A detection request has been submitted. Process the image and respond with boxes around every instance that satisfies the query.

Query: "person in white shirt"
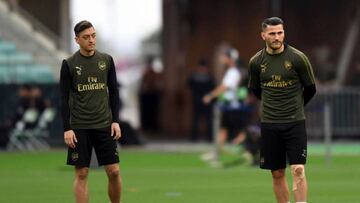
[203,47,248,161]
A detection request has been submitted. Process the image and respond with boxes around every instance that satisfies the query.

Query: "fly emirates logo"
[263,75,293,88]
[77,77,106,92]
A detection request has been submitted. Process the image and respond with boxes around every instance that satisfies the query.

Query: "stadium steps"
[0,40,55,83]
[0,0,69,80]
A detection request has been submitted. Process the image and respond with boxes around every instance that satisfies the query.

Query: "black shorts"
[260,120,307,170]
[67,127,119,167]
[221,111,248,135]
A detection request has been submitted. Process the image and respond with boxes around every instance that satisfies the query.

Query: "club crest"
[284,60,292,70]
[71,152,79,161]
[98,61,106,71]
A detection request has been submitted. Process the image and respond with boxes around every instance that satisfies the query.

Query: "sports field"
[0,144,359,203]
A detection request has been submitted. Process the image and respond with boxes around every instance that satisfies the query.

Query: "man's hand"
[203,94,212,104]
[111,122,121,140]
[64,130,77,149]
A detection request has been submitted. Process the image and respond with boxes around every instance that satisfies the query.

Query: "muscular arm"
[107,57,120,123]
[60,60,72,131]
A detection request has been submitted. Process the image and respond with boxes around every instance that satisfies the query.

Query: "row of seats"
[0,52,33,64]
[0,41,16,53]
[0,65,54,83]
[0,40,55,83]
[0,40,33,64]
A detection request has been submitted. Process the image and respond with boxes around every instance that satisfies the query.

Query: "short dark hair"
[262,17,284,30]
[74,20,93,36]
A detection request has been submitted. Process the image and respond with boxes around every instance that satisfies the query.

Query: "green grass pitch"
[0,144,359,203]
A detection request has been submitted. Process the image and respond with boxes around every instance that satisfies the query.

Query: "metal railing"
[305,87,360,138]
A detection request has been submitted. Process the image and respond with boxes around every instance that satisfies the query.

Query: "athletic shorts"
[221,111,248,135]
[260,120,307,170]
[66,127,119,167]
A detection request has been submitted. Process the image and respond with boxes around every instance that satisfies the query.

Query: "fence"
[305,87,360,139]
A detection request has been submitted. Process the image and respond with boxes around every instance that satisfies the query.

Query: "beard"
[268,40,283,51]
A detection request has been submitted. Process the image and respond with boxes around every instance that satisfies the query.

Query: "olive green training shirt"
[248,44,315,123]
[60,50,120,131]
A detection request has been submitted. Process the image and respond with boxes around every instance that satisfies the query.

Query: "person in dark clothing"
[248,17,316,203]
[139,57,163,133]
[60,20,122,203]
[188,59,215,142]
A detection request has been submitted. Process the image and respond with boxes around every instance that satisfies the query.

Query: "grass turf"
[0,145,359,203]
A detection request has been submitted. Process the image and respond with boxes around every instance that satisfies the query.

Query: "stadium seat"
[0,54,8,64]
[8,52,33,64]
[0,40,55,84]
[7,108,39,151]
[0,52,33,65]
[7,107,55,151]
[31,65,54,82]
[0,41,16,53]
[0,65,10,83]
[11,64,55,83]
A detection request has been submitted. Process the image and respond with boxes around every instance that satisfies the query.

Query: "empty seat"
[12,64,54,83]
[0,52,33,65]
[0,54,8,64]
[8,52,33,64]
[0,65,10,83]
[31,65,55,83]
[0,41,16,53]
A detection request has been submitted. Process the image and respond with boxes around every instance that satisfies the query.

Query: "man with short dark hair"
[248,17,316,203]
[60,20,122,203]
